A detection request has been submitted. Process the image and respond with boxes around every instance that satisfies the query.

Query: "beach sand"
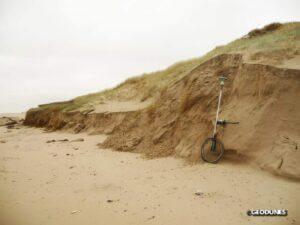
[0,122,299,225]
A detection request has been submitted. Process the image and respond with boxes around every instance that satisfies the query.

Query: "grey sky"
[1,0,299,113]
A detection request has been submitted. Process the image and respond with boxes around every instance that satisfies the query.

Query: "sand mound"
[246,23,283,38]
[0,116,23,126]
[25,54,300,180]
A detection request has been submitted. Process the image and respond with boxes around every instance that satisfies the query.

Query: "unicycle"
[201,76,239,163]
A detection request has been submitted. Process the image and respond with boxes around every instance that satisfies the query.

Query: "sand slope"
[25,54,300,180]
[0,125,299,225]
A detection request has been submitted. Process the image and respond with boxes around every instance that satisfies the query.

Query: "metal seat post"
[212,76,227,138]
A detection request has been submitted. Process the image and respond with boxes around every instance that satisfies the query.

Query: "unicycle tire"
[201,137,224,163]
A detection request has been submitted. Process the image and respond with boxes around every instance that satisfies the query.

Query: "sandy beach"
[1,1,300,224]
[0,122,299,225]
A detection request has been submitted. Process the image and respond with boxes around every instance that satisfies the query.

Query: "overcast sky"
[0,0,299,113]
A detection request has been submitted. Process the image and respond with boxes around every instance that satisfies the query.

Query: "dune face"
[24,53,300,180]
[23,22,300,180]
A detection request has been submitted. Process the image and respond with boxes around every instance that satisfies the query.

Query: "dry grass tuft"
[248,23,283,38]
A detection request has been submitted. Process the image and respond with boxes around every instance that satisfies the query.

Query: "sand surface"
[0,124,299,225]
[91,100,152,113]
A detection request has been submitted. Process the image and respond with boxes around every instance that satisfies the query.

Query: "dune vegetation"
[37,22,300,112]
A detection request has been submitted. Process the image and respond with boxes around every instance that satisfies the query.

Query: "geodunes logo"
[247,209,288,216]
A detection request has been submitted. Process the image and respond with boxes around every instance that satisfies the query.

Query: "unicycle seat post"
[212,76,227,138]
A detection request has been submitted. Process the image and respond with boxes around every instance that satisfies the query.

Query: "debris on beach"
[71,210,80,214]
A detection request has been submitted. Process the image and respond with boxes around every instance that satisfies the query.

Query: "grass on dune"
[40,22,300,112]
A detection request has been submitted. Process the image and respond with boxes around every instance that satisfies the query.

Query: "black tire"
[201,137,224,163]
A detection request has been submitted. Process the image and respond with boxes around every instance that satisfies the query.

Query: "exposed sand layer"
[0,125,299,225]
[91,100,152,113]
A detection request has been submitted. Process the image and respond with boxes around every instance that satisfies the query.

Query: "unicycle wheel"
[201,137,224,163]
